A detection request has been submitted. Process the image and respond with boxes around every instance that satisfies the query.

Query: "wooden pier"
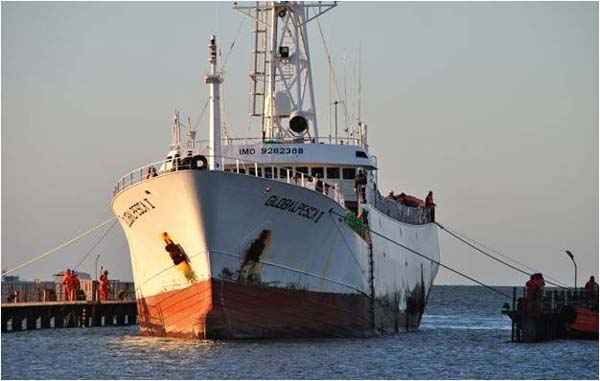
[1,300,137,333]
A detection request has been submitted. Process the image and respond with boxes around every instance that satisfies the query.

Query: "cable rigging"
[3,217,117,276]
[436,222,568,289]
[74,219,119,271]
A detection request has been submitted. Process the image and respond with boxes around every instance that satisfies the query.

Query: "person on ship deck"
[425,191,436,221]
[354,169,367,203]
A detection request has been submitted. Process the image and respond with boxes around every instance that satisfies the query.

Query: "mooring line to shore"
[435,222,568,289]
[74,219,119,270]
[3,217,117,276]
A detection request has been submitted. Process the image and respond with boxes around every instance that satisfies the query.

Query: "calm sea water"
[2,286,598,379]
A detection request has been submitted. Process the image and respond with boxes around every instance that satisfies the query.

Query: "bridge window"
[311,167,324,178]
[295,167,308,175]
[265,167,273,179]
[355,151,368,158]
[280,167,292,178]
[326,167,340,179]
[342,168,356,180]
[249,167,262,177]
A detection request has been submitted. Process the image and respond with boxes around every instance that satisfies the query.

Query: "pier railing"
[113,155,345,206]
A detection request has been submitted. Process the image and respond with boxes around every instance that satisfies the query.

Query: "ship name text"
[121,198,156,227]
[264,195,324,223]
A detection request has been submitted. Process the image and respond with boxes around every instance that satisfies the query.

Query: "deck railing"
[113,155,345,206]
[193,136,363,147]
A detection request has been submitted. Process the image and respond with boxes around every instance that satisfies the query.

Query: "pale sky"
[2,1,598,287]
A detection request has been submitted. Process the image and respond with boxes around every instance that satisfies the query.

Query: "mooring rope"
[3,217,117,276]
[328,209,512,300]
[74,219,119,270]
[435,222,568,289]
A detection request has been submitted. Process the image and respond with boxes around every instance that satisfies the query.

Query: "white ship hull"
[112,169,439,338]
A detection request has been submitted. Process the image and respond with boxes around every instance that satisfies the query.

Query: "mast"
[234,1,337,141]
[171,110,182,150]
[205,35,224,170]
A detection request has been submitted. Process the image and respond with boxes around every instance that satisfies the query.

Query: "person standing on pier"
[62,269,72,301]
[99,270,111,301]
[584,276,598,309]
[72,271,80,300]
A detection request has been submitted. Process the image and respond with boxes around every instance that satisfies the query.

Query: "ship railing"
[113,155,346,206]
[372,191,434,225]
[193,136,363,147]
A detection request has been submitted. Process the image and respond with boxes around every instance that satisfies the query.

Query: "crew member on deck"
[315,175,324,193]
[425,191,435,221]
[397,193,407,205]
[355,169,367,203]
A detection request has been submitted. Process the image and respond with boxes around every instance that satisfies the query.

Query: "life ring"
[194,155,208,170]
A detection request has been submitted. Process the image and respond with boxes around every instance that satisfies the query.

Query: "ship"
[111,2,440,339]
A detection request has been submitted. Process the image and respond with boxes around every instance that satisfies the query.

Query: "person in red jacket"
[525,274,541,317]
[62,269,72,301]
[99,270,111,301]
[71,271,80,301]
[425,191,436,221]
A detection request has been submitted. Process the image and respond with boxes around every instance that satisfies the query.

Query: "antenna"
[358,42,362,126]
[187,116,196,150]
[171,110,182,149]
[205,35,224,170]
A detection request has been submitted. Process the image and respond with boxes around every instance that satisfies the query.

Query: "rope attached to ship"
[435,222,568,289]
[74,219,119,270]
[3,217,118,276]
[328,209,513,300]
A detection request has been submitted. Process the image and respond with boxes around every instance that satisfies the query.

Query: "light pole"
[95,254,101,281]
[565,250,577,290]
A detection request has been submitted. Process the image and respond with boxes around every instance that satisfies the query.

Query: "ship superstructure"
[112,2,440,338]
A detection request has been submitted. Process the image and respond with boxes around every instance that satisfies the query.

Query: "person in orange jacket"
[71,271,80,301]
[99,270,111,301]
[62,269,72,301]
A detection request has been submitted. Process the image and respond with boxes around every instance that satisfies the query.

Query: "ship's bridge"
[196,139,377,208]
[218,141,375,169]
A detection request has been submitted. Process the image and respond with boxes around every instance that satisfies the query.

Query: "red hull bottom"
[136,279,418,339]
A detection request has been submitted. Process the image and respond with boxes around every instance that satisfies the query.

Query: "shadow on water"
[2,286,598,380]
